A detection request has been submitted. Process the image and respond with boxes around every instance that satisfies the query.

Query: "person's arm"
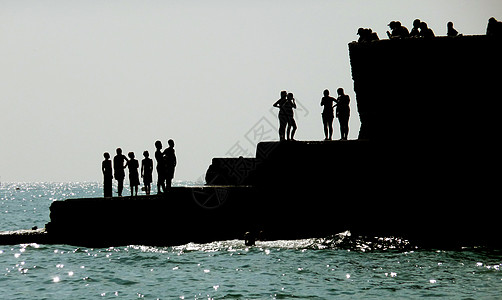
[141,161,144,178]
[292,99,296,109]
[273,99,281,108]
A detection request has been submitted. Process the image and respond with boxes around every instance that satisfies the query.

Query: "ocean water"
[1,182,502,299]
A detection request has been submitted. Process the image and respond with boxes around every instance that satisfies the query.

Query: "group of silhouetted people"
[358,17,502,43]
[102,139,176,197]
[272,88,350,141]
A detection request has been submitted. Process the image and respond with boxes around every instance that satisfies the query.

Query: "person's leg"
[118,179,123,196]
[328,119,333,140]
[290,119,297,140]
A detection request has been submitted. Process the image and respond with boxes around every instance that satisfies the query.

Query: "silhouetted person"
[357,28,379,42]
[284,93,297,141]
[155,140,166,194]
[244,232,255,246]
[126,152,139,196]
[113,148,128,197]
[320,89,336,140]
[447,21,460,37]
[164,139,177,189]
[419,22,435,38]
[487,17,502,37]
[386,21,410,39]
[336,88,350,140]
[141,150,153,196]
[273,91,288,141]
[410,19,421,37]
[102,152,113,197]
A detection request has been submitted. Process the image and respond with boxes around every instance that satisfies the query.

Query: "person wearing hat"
[386,21,410,39]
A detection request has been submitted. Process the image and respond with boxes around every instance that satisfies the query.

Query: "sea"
[1,182,501,299]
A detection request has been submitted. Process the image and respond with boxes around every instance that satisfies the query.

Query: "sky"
[1,0,501,183]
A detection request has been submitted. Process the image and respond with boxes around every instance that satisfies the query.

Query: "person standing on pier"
[164,139,177,189]
[113,148,128,197]
[336,88,350,140]
[320,89,336,140]
[126,152,140,197]
[284,93,297,141]
[273,91,288,141]
[155,140,166,194]
[102,152,113,197]
[141,150,153,195]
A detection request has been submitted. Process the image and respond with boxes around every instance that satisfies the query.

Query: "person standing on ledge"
[155,140,166,194]
[284,93,297,141]
[164,139,177,189]
[141,150,153,196]
[273,91,288,141]
[336,88,350,140]
[126,152,140,197]
[320,89,336,140]
[102,152,113,197]
[113,148,128,197]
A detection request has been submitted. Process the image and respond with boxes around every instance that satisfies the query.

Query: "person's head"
[323,89,330,97]
[103,152,110,160]
[128,152,135,159]
[287,93,293,100]
[420,22,428,30]
[280,91,287,99]
[337,88,344,96]
[447,21,454,29]
[155,140,162,150]
[116,148,122,155]
[143,150,149,158]
[413,19,421,28]
[489,17,497,25]
[388,21,397,29]
[168,139,175,148]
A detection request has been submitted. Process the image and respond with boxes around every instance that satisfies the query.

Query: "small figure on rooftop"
[102,152,113,197]
[320,89,336,140]
[447,21,460,37]
[410,19,421,37]
[155,140,166,194]
[357,28,379,42]
[335,88,350,140]
[113,148,128,197]
[273,91,288,141]
[164,139,177,189]
[386,21,410,39]
[285,93,297,141]
[127,152,140,197]
[419,22,435,38]
[141,150,153,196]
[487,17,502,37]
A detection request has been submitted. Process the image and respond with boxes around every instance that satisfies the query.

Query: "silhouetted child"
[141,150,153,195]
[321,89,337,140]
[419,22,435,38]
[447,21,459,37]
[487,17,502,37]
[127,152,140,196]
[163,139,177,189]
[336,88,350,140]
[273,91,288,141]
[155,140,166,194]
[284,93,297,141]
[410,19,421,37]
[386,21,410,39]
[113,148,128,197]
[102,152,113,197]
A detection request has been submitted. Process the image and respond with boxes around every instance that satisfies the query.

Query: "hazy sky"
[1,0,501,182]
